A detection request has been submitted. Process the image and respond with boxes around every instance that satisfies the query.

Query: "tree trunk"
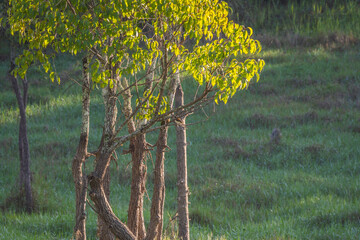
[96,76,118,240]
[128,134,147,239]
[175,84,190,240]
[97,168,114,240]
[145,123,168,240]
[88,169,136,240]
[146,50,179,240]
[72,56,91,240]
[118,76,147,239]
[9,43,33,214]
[127,57,156,238]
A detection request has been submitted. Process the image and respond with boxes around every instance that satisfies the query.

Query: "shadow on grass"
[304,210,360,228]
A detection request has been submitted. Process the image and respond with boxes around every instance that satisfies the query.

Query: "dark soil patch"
[351,126,360,134]
[33,141,68,158]
[248,83,278,96]
[239,111,320,129]
[1,187,37,213]
[284,77,320,88]
[305,210,360,228]
[0,54,8,62]
[189,209,214,227]
[208,137,252,159]
[257,32,359,49]
[0,137,13,151]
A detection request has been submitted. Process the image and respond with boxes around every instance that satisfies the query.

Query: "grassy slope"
[1,46,359,239]
[1,1,360,239]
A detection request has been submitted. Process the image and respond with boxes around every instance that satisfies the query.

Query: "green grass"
[1,1,360,239]
[229,0,360,38]
[2,45,359,239]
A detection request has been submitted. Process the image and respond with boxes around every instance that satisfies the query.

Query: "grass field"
[1,1,360,239]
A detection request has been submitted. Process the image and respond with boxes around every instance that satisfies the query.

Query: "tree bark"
[97,167,114,240]
[119,76,147,239]
[128,134,147,239]
[96,81,118,240]
[175,84,190,240]
[9,43,33,214]
[146,49,179,240]
[126,56,157,238]
[88,171,136,240]
[145,123,168,240]
[72,56,91,240]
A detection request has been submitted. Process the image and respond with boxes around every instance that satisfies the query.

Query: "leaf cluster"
[7,0,265,106]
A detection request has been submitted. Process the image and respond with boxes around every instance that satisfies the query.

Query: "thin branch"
[66,0,77,15]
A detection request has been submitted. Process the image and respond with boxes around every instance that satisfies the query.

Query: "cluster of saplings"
[3,0,264,239]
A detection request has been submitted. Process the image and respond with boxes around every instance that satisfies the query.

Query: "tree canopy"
[8,0,264,105]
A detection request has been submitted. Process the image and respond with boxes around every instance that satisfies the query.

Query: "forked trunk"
[72,56,91,239]
[175,84,190,240]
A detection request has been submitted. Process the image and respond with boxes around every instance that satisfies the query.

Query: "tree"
[8,43,34,213]
[175,82,189,240]
[1,0,34,214]
[8,0,264,239]
[72,55,91,239]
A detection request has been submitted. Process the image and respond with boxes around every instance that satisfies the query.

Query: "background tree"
[8,0,264,239]
[1,0,33,214]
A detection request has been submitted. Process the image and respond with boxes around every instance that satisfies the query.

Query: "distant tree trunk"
[175,84,190,240]
[9,43,33,214]
[72,55,91,240]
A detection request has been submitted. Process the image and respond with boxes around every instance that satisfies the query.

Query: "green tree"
[1,0,34,214]
[8,0,264,239]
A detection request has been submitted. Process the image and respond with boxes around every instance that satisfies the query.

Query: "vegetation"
[1,0,360,239]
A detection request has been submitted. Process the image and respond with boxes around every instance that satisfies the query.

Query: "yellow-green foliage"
[8,0,264,107]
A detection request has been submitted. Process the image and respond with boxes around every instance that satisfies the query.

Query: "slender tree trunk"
[72,56,91,240]
[127,57,156,239]
[97,79,118,240]
[9,43,33,214]
[145,123,168,240]
[128,134,147,239]
[146,48,179,239]
[175,84,190,240]
[118,76,147,239]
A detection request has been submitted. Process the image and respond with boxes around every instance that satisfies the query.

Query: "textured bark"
[95,82,118,240]
[145,123,168,240]
[88,173,136,240]
[72,56,90,240]
[97,168,115,240]
[125,58,157,239]
[9,44,33,213]
[146,46,179,239]
[119,77,147,239]
[127,134,147,239]
[175,84,189,240]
